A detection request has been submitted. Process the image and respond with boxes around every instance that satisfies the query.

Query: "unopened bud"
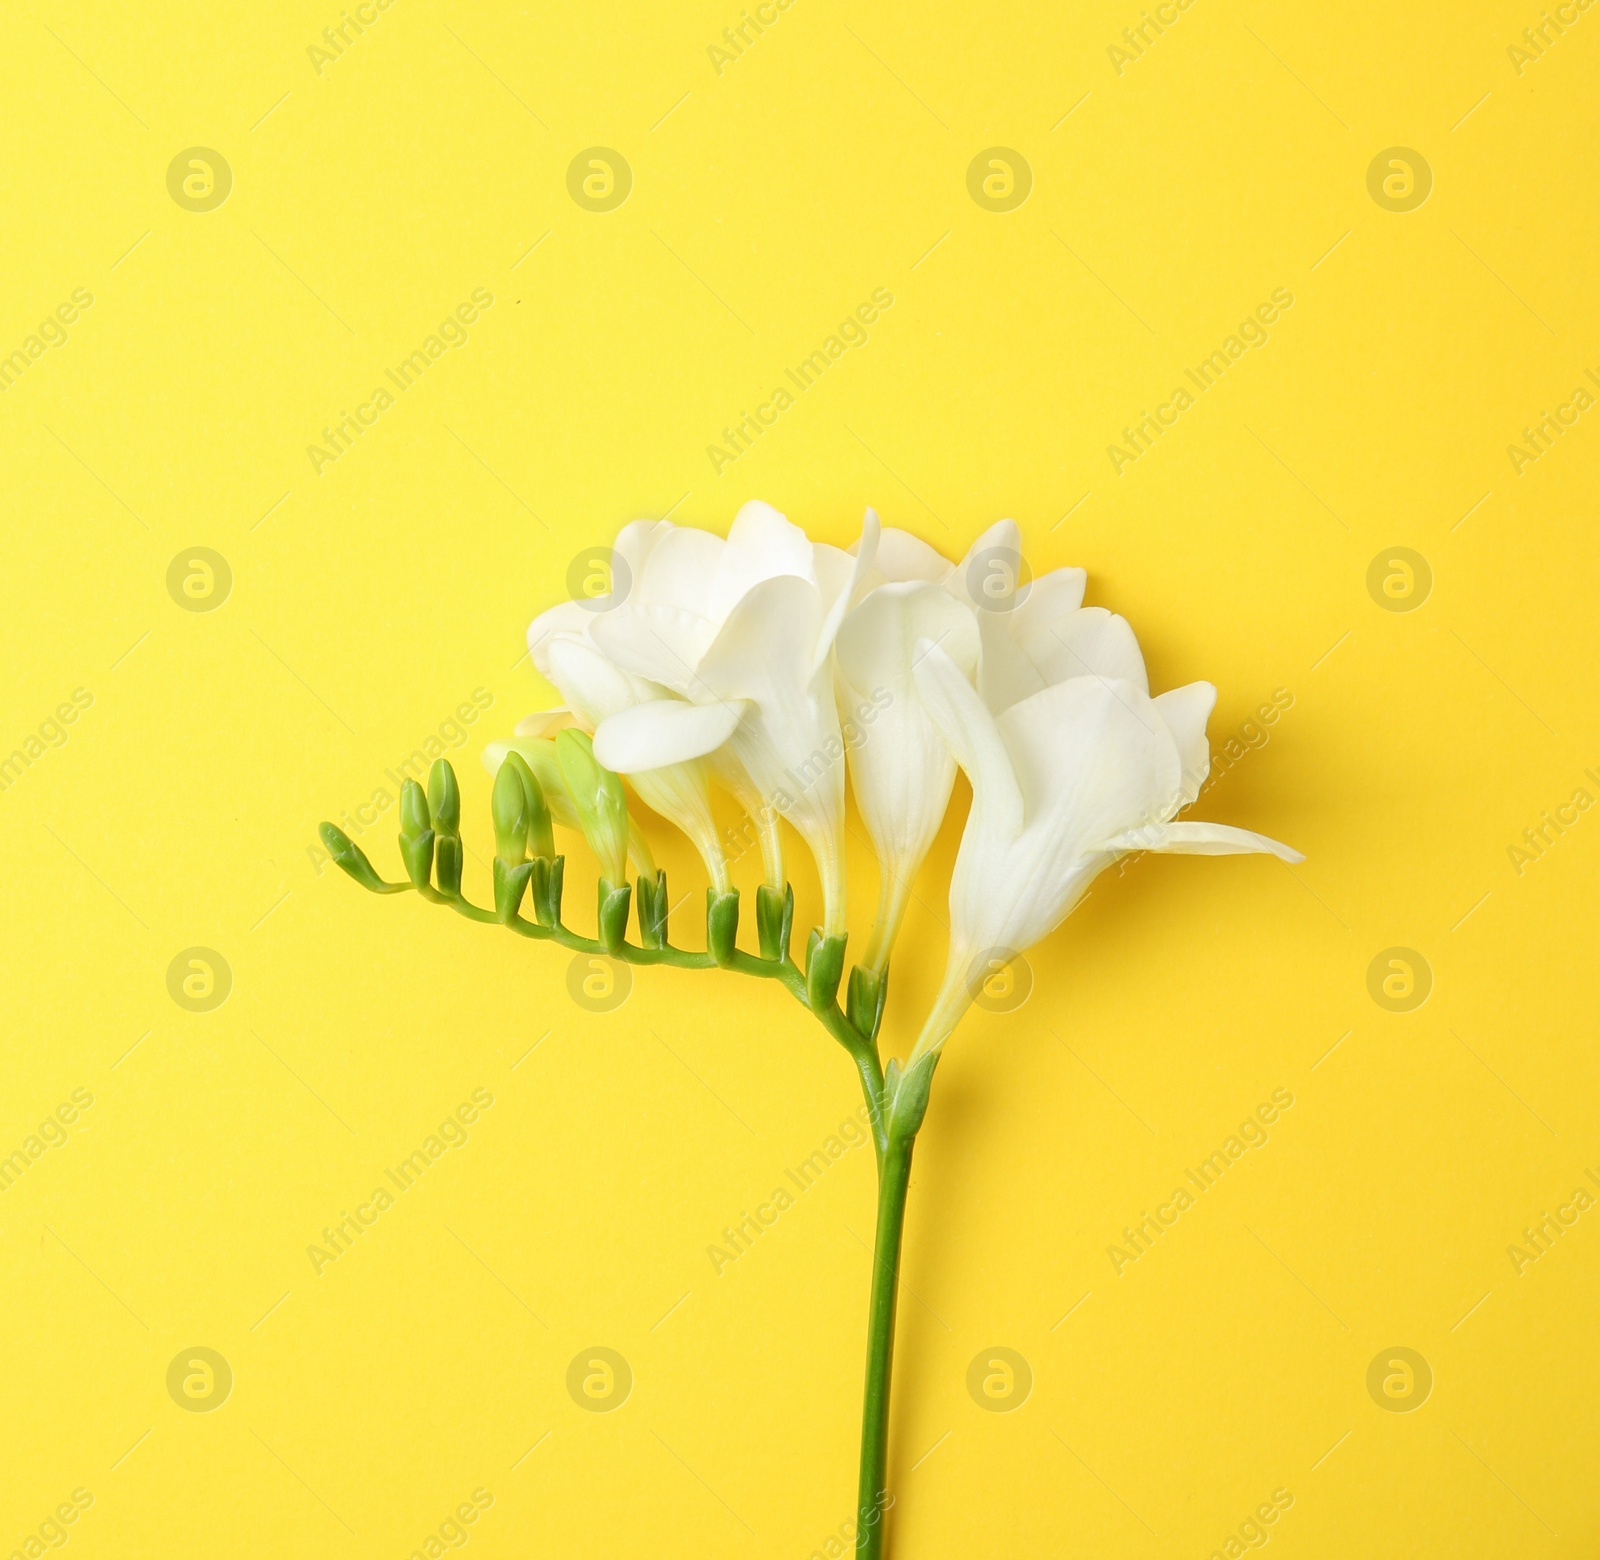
[428,759,461,836]
[319,823,404,893]
[556,729,628,886]
[492,758,530,863]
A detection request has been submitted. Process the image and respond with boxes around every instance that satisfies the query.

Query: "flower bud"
[506,750,554,861]
[556,729,628,886]
[492,857,535,922]
[847,965,887,1040]
[597,879,632,954]
[707,887,740,967]
[492,757,530,863]
[428,759,461,836]
[398,780,434,889]
[756,883,793,962]
[636,870,668,949]
[805,930,847,1012]
[886,1052,939,1142]
[319,822,404,894]
[400,779,430,841]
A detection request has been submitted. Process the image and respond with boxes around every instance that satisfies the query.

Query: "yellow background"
[2,0,1596,1555]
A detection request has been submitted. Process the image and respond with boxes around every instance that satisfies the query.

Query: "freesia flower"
[587,500,879,934]
[907,617,1300,1062]
[324,502,1308,1560]
[835,549,979,971]
[523,585,730,892]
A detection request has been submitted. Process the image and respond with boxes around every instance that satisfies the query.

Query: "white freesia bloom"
[522,589,729,891]
[835,536,980,970]
[907,604,1301,1061]
[586,501,879,934]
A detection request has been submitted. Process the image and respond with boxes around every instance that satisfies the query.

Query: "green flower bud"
[708,887,740,967]
[399,779,430,841]
[483,739,576,831]
[555,729,628,886]
[319,822,406,894]
[637,870,668,949]
[434,834,463,896]
[506,750,554,860]
[806,930,847,1012]
[756,883,793,962]
[492,857,535,922]
[886,1051,938,1143]
[428,759,461,836]
[597,879,632,955]
[492,757,530,863]
[847,964,887,1041]
[398,780,434,888]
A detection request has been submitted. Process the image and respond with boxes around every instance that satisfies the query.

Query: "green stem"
[856,1132,914,1558]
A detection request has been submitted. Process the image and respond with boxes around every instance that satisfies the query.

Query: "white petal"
[515,708,576,737]
[1095,820,1303,862]
[546,638,641,728]
[975,609,1048,715]
[1008,565,1088,672]
[697,573,821,702]
[634,525,726,621]
[1031,607,1149,694]
[995,676,1177,841]
[714,500,815,619]
[949,519,1023,612]
[593,698,745,771]
[870,526,953,584]
[813,506,881,675]
[1152,681,1216,807]
[589,604,716,693]
[912,641,1024,838]
[837,584,977,872]
[526,600,593,677]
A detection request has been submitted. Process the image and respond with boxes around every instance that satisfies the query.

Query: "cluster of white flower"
[492,501,1299,1061]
